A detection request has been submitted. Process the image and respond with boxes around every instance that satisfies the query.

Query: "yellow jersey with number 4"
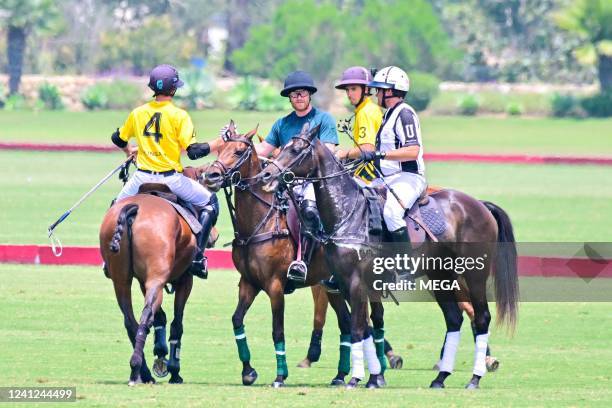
[119,100,196,172]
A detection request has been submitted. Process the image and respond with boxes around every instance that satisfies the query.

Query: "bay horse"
[260,124,518,389]
[202,123,365,388]
[99,180,206,385]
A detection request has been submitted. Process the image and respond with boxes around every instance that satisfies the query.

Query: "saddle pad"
[419,197,446,237]
[167,201,202,235]
[138,189,202,235]
[362,187,383,235]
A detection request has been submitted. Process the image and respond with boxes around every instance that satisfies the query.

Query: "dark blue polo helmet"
[148,64,184,95]
[280,70,317,97]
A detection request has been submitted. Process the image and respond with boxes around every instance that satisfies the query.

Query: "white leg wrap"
[350,341,365,380]
[438,331,461,373]
[473,333,489,376]
[363,336,381,375]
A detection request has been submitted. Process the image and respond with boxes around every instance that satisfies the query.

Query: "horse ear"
[228,120,236,134]
[257,134,264,143]
[300,122,310,135]
[245,124,259,140]
[307,124,321,140]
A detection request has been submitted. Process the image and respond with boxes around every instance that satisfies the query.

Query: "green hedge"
[81,80,143,110]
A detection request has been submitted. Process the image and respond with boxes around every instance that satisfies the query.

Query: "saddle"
[137,183,203,235]
[363,185,447,249]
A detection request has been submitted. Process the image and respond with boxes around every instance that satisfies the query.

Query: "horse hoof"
[389,355,403,369]
[271,381,285,388]
[296,358,311,368]
[486,357,500,372]
[345,377,360,389]
[330,378,345,387]
[366,375,381,389]
[153,358,169,378]
[465,382,479,390]
[376,374,387,387]
[430,381,445,389]
[242,369,258,386]
[169,375,183,384]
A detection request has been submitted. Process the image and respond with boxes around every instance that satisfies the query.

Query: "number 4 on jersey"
[144,112,163,143]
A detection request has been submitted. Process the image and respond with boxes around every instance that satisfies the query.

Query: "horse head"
[260,123,321,193]
[203,121,259,192]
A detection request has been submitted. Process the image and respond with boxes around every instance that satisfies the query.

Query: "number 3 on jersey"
[144,112,163,143]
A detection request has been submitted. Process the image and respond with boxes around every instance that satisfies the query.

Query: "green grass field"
[1,113,611,406]
[1,150,611,245]
[1,264,611,407]
[2,110,612,156]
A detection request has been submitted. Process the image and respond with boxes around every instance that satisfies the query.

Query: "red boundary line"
[1,245,611,278]
[2,142,612,166]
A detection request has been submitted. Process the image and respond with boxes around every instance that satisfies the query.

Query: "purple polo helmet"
[335,66,372,90]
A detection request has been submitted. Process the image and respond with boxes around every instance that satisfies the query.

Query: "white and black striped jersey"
[375,102,425,176]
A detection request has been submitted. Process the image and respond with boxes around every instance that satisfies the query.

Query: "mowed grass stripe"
[1,150,610,245]
[1,111,612,156]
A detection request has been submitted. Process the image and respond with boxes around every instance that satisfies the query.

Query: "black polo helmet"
[280,70,317,97]
[148,64,184,96]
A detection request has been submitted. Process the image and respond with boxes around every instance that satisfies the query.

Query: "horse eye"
[234,150,245,156]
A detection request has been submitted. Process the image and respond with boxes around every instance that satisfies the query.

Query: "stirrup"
[287,260,307,283]
[320,277,340,294]
[189,255,208,279]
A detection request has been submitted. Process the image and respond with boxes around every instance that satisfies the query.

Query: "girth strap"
[233,229,290,247]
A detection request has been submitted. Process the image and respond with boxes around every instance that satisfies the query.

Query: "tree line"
[1,0,610,96]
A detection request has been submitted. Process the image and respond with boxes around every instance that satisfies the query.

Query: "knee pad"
[300,200,320,231]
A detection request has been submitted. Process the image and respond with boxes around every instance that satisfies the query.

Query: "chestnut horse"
[202,124,361,388]
[100,191,198,385]
[260,124,518,389]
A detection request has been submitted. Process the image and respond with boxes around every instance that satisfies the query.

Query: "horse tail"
[481,200,519,332]
[109,204,139,253]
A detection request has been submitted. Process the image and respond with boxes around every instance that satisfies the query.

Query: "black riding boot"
[190,196,219,279]
[287,200,320,283]
[389,226,411,282]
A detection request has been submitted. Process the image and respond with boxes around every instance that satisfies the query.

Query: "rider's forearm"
[383,146,420,161]
[347,143,374,159]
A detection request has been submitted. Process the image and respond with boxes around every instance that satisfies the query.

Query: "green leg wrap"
[234,325,251,362]
[373,328,387,373]
[338,334,351,375]
[274,342,288,378]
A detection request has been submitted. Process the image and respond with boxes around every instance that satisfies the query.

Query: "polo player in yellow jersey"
[319,66,382,294]
[111,64,223,278]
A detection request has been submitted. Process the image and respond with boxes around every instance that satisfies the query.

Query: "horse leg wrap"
[153,326,168,358]
[472,322,491,357]
[338,334,351,375]
[274,341,288,378]
[473,333,489,376]
[363,335,381,375]
[306,329,323,362]
[234,325,251,362]
[168,339,181,373]
[350,341,365,380]
[373,328,387,373]
[438,331,460,373]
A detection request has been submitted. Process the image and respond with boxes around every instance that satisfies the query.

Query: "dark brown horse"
[260,124,518,389]
[202,124,359,388]
[100,192,197,385]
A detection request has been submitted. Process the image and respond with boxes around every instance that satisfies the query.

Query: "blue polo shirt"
[265,107,339,147]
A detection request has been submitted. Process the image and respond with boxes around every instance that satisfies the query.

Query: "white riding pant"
[116,170,212,209]
[373,172,426,232]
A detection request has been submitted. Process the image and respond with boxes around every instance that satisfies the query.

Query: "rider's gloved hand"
[360,150,385,162]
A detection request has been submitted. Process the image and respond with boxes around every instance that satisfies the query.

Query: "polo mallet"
[47,155,134,256]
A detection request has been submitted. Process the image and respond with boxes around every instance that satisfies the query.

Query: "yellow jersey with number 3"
[353,97,382,182]
[119,100,196,172]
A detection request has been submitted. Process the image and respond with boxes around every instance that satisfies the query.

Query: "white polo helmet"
[368,66,410,92]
